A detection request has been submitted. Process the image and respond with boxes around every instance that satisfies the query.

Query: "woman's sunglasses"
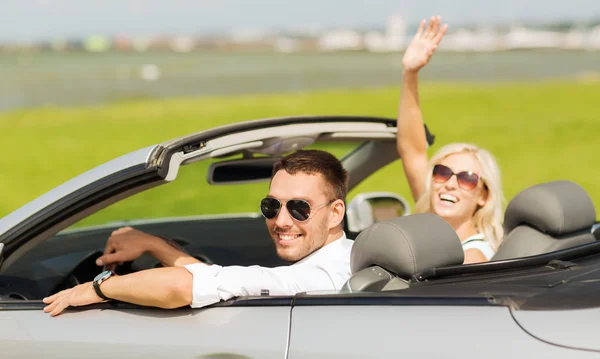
[260,197,333,222]
[432,164,481,191]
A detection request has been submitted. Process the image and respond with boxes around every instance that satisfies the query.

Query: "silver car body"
[1,116,600,358]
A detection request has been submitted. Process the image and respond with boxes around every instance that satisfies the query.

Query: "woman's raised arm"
[396,16,448,202]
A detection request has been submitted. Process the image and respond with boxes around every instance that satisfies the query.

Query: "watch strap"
[93,277,111,301]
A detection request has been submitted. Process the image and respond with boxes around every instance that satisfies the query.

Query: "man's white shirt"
[184,233,353,308]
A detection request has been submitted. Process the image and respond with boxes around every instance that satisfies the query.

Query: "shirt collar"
[294,231,348,265]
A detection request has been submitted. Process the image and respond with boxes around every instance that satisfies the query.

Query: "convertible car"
[1,116,600,358]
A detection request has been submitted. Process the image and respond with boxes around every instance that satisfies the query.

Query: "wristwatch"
[92,270,114,301]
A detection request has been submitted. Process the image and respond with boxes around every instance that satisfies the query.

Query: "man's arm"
[101,267,193,308]
[44,250,345,316]
[184,262,340,308]
[43,267,196,316]
[146,238,202,267]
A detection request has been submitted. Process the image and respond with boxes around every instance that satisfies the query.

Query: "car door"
[1,298,291,359]
[286,295,598,359]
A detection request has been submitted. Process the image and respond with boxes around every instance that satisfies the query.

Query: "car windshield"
[65,141,407,230]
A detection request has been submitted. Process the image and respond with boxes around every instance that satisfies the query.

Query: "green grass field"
[1,80,599,226]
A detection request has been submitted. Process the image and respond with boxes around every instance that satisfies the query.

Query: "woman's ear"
[477,187,489,207]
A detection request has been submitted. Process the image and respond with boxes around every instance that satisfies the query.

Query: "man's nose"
[275,204,294,228]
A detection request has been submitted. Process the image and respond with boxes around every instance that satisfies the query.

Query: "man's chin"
[276,247,302,263]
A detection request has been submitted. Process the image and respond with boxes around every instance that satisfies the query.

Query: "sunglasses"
[432,164,481,191]
[260,197,333,222]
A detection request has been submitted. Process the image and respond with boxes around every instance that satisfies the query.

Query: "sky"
[1,0,599,41]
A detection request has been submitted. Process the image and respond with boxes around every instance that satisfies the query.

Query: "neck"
[324,226,344,246]
[444,217,478,242]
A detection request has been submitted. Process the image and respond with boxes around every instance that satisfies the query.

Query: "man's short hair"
[272,149,349,202]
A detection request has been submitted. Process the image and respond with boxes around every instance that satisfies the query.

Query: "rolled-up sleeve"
[183,263,225,308]
[183,262,336,308]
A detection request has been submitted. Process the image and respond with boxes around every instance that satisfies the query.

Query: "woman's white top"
[461,233,495,260]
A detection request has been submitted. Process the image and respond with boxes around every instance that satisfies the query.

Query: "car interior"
[1,118,410,301]
[492,180,597,260]
[3,170,596,302]
[340,179,600,293]
[0,117,599,303]
[342,213,465,292]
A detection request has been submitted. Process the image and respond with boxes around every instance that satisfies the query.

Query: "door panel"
[288,306,596,358]
[1,305,290,359]
[511,307,600,352]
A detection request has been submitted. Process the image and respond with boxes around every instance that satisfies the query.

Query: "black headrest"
[350,213,464,278]
[504,181,596,236]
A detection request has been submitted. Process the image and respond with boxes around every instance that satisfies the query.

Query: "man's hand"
[42,282,104,316]
[43,268,193,316]
[402,16,448,73]
[96,227,160,270]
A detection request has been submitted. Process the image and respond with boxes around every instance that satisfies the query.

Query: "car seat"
[341,213,464,292]
[492,180,596,261]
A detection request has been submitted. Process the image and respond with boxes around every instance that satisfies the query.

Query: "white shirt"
[184,232,353,308]
[461,233,495,260]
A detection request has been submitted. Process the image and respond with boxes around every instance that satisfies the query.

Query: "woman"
[396,16,504,264]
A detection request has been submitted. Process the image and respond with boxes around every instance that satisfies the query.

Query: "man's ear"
[329,199,345,229]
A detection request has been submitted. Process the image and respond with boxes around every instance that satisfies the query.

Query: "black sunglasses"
[432,164,481,191]
[260,197,333,222]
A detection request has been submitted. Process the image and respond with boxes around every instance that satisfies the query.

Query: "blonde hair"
[415,143,505,250]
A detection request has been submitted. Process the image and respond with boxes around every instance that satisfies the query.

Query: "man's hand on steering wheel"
[95,227,161,271]
[96,226,202,270]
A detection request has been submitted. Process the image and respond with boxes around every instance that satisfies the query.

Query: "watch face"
[94,270,113,283]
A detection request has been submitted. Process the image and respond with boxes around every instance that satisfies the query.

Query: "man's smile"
[276,232,303,245]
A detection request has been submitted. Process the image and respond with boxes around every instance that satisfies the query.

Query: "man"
[43,149,353,316]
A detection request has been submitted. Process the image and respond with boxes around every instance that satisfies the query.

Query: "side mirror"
[346,192,411,232]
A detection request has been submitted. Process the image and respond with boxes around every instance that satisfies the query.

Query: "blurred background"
[1,0,599,225]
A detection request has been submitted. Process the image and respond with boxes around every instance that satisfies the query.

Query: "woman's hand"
[402,16,448,73]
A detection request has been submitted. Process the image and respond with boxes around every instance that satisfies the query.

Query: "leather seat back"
[493,181,596,261]
[343,213,464,292]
